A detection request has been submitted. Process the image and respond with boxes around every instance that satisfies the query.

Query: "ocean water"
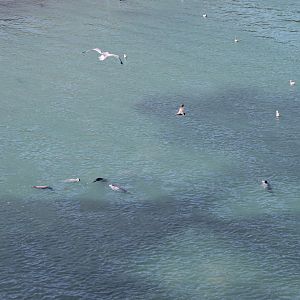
[0,0,300,299]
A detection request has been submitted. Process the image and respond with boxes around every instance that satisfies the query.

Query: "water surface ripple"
[0,0,300,299]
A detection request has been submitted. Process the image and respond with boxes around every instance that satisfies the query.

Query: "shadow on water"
[135,88,300,179]
[78,193,299,299]
[79,193,300,266]
[1,88,300,298]
[1,192,299,299]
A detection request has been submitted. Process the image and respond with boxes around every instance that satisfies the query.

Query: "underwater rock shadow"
[77,192,300,274]
[1,191,299,299]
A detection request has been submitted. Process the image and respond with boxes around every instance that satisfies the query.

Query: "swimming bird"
[261,180,272,191]
[109,183,128,193]
[64,178,80,183]
[276,110,280,118]
[234,37,239,43]
[289,80,296,86]
[83,48,124,64]
[176,104,186,116]
[32,185,53,190]
[203,14,207,18]
[93,177,107,183]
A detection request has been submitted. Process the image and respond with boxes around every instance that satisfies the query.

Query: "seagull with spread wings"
[82,48,126,65]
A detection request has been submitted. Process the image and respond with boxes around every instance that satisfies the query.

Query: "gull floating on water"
[203,14,207,18]
[234,37,239,43]
[109,183,128,193]
[276,110,280,118]
[32,185,53,190]
[82,48,125,64]
[93,177,107,183]
[289,80,296,86]
[64,178,80,183]
[261,180,272,191]
[176,104,186,116]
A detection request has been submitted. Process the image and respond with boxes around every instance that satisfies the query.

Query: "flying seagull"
[82,48,125,64]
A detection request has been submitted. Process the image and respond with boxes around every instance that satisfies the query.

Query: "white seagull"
[203,14,207,18]
[32,185,53,190]
[83,48,124,64]
[109,183,128,193]
[275,110,280,118]
[64,178,80,183]
[261,180,272,191]
[289,80,296,86]
[234,37,239,43]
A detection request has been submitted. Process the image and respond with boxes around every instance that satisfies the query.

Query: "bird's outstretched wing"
[109,53,123,64]
[102,53,123,64]
[82,47,102,54]
[92,48,102,54]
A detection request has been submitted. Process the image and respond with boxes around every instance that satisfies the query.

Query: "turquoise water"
[1,0,300,299]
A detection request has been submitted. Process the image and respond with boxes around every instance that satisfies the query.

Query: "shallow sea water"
[0,0,300,299]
